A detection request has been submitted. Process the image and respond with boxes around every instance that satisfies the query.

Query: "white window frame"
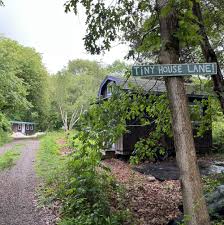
[18,124,22,131]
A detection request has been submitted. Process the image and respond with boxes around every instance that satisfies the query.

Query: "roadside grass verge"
[36,132,132,225]
[0,144,22,170]
[0,130,12,147]
[35,132,67,204]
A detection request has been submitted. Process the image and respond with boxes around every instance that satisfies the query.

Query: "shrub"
[0,113,11,146]
[212,119,224,153]
[58,141,131,225]
[37,132,131,225]
[0,130,11,146]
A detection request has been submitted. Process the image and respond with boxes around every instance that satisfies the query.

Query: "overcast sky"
[0,0,128,73]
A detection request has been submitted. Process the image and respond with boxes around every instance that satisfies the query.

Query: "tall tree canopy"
[49,59,110,130]
[64,0,224,61]
[64,0,224,111]
[0,37,50,129]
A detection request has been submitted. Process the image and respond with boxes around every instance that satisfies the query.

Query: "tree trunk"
[156,1,210,224]
[59,105,68,131]
[192,0,224,111]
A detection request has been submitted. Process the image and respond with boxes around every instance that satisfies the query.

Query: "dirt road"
[0,139,52,225]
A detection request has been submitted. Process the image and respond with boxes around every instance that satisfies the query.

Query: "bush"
[0,130,11,146]
[36,132,131,225]
[0,113,11,146]
[212,119,224,153]
[203,174,224,194]
[58,147,130,225]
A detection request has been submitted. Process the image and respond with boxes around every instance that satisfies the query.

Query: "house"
[11,121,36,135]
[98,75,212,156]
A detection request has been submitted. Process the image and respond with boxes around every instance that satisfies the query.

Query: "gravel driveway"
[0,139,52,225]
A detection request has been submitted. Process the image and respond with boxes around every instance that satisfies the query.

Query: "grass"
[35,132,68,204]
[35,132,66,182]
[0,144,22,170]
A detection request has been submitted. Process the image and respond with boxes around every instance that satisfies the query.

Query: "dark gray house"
[11,121,36,135]
[98,75,212,156]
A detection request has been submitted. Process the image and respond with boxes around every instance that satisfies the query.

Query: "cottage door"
[21,124,25,134]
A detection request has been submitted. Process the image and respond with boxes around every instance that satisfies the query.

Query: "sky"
[0,0,128,73]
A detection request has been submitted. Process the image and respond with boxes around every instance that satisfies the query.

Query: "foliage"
[202,174,224,225]
[0,113,11,132]
[0,113,12,146]
[36,132,131,224]
[48,59,128,130]
[213,119,224,152]
[59,146,130,225]
[76,80,212,162]
[130,94,172,164]
[0,37,50,130]
[202,174,224,194]
[63,0,224,65]
[0,145,22,170]
[48,59,106,130]
[106,60,129,76]
[0,72,30,115]
[211,100,224,152]
[0,131,11,147]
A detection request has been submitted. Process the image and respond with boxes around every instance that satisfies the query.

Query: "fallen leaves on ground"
[103,159,182,225]
[57,138,73,155]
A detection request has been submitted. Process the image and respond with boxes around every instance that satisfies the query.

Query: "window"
[107,82,115,97]
[26,124,29,130]
[18,124,22,131]
[30,125,33,130]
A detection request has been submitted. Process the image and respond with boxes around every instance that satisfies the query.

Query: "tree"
[157,0,210,224]
[106,60,128,76]
[50,71,82,131]
[0,38,31,117]
[0,37,50,129]
[64,0,224,112]
[191,0,224,111]
[0,72,30,115]
[49,59,106,131]
[64,0,212,223]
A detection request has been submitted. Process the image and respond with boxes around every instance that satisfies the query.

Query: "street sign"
[132,63,217,77]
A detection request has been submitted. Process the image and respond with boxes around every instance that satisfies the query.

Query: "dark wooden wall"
[118,95,212,155]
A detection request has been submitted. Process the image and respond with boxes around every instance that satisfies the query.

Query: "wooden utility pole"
[156,1,210,224]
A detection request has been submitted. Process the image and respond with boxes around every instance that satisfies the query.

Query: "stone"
[168,186,224,225]
[147,176,156,182]
[206,185,224,218]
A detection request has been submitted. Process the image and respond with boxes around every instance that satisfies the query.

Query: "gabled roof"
[10,121,36,125]
[98,75,208,98]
